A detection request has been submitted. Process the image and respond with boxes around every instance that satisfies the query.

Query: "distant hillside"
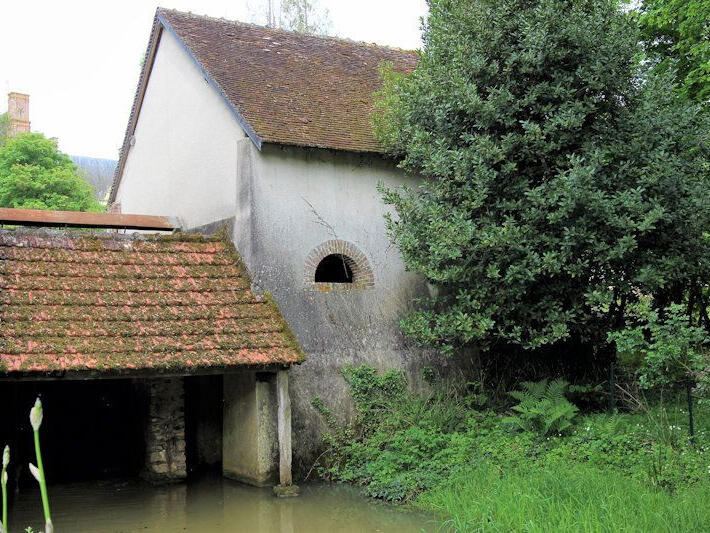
[70,155,116,203]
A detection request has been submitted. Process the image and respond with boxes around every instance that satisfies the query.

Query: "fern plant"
[504,379,579,436]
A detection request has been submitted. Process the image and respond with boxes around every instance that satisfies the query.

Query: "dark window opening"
[315,254,353,283]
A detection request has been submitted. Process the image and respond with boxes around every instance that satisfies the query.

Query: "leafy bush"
[504,379,579,436]
[610,303,710,392]
[313,365,484,501]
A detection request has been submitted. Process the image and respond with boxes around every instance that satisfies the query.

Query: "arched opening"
[315,254,353,283]
[304,240,374,290]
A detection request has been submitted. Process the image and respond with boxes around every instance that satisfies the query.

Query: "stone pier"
[142,378,187,483]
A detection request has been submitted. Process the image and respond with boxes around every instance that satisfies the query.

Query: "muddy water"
[10,475,435,532]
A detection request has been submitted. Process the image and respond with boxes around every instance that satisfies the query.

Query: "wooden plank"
[276,369,293,486]
[0,364,284,382]
[0,208,177,231]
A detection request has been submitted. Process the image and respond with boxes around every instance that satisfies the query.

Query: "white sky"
[1,0,427,159]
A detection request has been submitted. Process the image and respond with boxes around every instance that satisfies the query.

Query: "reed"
[29,398,52,533]
[1,445,8,533]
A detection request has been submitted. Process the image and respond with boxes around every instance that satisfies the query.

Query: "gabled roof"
[0,229,304,376]
[110,8,418,202]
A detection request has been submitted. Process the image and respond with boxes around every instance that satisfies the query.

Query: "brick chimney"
[7,92,30,136]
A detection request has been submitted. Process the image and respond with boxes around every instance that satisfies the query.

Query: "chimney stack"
[7,92,30,136]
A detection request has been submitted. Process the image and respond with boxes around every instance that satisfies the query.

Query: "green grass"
[314,367,710,531]
[418,461,710,532]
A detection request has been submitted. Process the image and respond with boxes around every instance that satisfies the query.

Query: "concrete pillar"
[142,378,187,483]
[222,372,278,486]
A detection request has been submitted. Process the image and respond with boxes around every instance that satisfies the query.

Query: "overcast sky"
[1,0,427,160]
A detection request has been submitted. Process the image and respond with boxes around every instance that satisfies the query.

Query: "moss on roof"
[0,229,304,375]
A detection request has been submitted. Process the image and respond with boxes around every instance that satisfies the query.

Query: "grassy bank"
[419,462,710,532]
[313,366,710,532]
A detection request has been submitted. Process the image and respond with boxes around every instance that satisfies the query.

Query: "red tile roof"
[159,8,418,152]
[0,230,304,375]
[110,8,418,202]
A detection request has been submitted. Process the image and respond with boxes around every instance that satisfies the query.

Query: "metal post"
[687,382,695,445]
[609,361,616,414]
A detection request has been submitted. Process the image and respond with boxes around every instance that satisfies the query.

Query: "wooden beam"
[0,208,178,231]
[276,369,293,486]
[0,364,285,382]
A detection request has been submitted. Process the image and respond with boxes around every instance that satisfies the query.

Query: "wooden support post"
[274,369,299,497]
[277,369,292,486]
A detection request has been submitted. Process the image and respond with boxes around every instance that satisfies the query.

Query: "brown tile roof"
[110,8,418,202]
[0,230,304,375]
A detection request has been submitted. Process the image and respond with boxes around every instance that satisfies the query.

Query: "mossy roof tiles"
[0,230,304,375]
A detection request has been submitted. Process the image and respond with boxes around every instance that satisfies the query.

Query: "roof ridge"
[156,7,419,55]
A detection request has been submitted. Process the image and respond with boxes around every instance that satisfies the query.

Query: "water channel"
[10,474,436,532]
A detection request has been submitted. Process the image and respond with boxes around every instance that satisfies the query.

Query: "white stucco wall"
[246,143,422,316]
[114,29,246,228]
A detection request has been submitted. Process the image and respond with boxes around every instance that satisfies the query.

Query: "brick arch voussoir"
[304,240,374,290]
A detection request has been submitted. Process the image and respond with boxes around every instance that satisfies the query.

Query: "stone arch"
[304,240,374,291]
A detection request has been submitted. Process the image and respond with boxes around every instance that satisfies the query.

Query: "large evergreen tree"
[377,0,710,356]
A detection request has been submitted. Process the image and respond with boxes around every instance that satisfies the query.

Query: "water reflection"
[11,474,434,532]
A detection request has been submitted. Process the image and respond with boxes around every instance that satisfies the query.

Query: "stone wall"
[142,378,187,483]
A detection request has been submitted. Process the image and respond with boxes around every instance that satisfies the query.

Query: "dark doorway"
[315,254,353,283]
[0,380,144,489]
[184,375,223,476]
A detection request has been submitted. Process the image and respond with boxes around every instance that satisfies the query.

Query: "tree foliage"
[636,0,710,102]
[249,0,332,35]
[0,133,103,211]
[0,114,9,147]
[376,0,710,356]
[610,302,710,392]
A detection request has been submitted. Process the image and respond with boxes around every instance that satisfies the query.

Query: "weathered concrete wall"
[223,372,279,486]
[232,143,455,474]
[114,29,245,228]
[141,378,187,483]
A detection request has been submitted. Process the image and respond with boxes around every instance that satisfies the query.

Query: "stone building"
[5,92,30,136]
[110,8,451,473]
[0,209,302,487]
